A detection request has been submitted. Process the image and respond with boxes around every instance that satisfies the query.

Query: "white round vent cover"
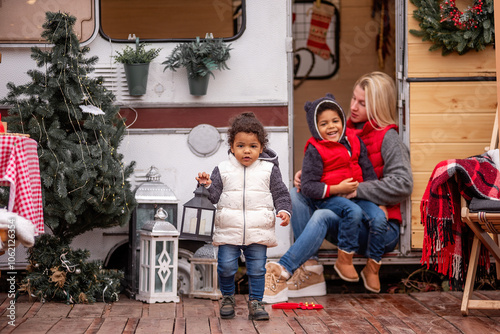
[187,124,222,157]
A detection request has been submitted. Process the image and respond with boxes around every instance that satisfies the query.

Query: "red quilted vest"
[305,128,363,188]
[346,120,402,223]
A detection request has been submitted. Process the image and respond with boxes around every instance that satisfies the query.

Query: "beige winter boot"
[334,249,359,282]
[287,260,326,298]
[360,259,382,293]
[262,262,289,303]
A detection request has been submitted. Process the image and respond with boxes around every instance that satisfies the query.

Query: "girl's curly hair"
[227,112,268,149]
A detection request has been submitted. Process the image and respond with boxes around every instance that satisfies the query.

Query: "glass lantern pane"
[166,241,173,256]
[156,240,173,266]
[143,240,150,265]
[141,267,149,292]
[136,204,155,231]
[156,241,162,266]
[155,268,162,293]
[200,210,214,236]
[206,265,214,290]
[195,263,214,291]
[155,267,173,293]
[183,208,199,234]
[159,204,178,228]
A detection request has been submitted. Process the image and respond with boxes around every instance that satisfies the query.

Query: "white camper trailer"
[1,0,497,294]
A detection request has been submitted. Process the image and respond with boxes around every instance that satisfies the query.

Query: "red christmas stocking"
[306,2,335,60]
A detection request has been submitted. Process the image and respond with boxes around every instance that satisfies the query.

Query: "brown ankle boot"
[334,249,359,282]
[360,259,381,293]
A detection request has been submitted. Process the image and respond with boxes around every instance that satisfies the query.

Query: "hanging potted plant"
[114,39,162,96]
[162,35,231,96]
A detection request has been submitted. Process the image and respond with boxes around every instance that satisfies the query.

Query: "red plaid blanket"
[0,135,44,235]
[420,154,500,289]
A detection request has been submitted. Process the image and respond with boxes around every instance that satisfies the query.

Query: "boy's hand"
[195,172,212,186]
[331,178,358,195]
[277,212,290,226]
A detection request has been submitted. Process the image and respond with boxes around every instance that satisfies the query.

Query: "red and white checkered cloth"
[0,135,44,235]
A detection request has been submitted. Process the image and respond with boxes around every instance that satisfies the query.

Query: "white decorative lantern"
[137,208,179,303]
[128,166,178,298]
[189,243,221,300]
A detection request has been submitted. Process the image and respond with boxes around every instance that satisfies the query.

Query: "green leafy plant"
[114,42,162,64]
[162,37,231,78]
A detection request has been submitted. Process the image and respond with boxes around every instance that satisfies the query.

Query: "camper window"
[100,0,245,42]
[0,0,245,45]
[0,0,95,44]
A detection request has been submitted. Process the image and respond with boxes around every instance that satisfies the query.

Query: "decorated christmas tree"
[1,11,136,241]
[1,11,136,303]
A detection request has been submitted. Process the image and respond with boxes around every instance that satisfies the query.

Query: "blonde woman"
[263,72,412,303]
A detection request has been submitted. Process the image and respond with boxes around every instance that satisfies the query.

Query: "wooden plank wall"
[407,1,497,249]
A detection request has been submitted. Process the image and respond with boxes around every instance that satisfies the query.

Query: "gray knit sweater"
[355,129,413,206]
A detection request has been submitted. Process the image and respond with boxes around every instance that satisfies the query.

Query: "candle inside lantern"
[189,217,197,233]
[199,218,206,235]
[188,217,206,234]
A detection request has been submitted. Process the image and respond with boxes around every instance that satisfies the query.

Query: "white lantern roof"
[141,208,180,236]
[141,220,179,236]
[135,166,178,203]
[193,243,217,259]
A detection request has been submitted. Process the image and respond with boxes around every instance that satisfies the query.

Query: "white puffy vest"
[212,154,277,247]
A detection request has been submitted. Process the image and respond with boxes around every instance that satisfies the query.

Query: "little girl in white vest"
[196,112,292,321]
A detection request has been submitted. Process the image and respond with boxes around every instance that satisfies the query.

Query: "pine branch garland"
[409,0,494,55]
[20,235,123,304]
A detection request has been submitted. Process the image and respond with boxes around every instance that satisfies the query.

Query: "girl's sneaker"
[220,295,235,319]
[248,300,269,321]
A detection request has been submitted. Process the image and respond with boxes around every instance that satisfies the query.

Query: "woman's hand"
[277,212,290,226]
[379,205,388,220]
[294,170,302,192]
[195,172,212,186]
[343,190,357,199]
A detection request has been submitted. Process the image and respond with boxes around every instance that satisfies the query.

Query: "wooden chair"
[460,108,500,315]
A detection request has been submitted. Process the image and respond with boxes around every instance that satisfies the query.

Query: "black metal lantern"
[180,184,216,242]
[127,166,178,298]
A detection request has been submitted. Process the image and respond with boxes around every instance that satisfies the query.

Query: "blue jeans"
[289,188,316,239]
[279,189,399,274]
[217,243,267,301]
[354,198,388,261]
[323,197,388,260]
[315,196,376,253]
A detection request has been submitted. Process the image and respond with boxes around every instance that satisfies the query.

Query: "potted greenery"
[114,39,161,96]
[162,36,231,96]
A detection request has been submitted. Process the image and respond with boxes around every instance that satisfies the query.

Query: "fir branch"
[409,0,495,55]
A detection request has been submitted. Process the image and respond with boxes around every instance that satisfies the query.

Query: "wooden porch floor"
[0,291,500,333]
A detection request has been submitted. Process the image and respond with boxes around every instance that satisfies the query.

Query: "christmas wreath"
[409,0,494,55]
